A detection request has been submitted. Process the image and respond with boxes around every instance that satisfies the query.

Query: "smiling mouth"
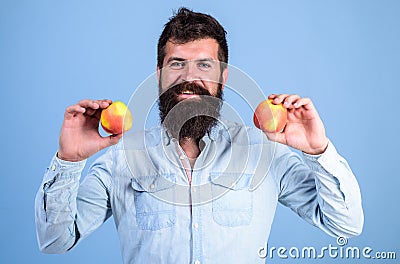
[178,90,200,99]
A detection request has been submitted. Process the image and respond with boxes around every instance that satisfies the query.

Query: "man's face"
[157,38,228,95]
[157,38,228,140]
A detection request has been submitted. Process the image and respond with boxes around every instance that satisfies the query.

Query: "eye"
[169,61,185,70]
[198,62,212,69]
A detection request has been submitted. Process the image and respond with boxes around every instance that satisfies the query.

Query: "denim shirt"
[35,121,363,263]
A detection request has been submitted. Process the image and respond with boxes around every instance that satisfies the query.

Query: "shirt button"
[193,222,199,229]
[150,184,155,189]
[192,187,197,193]
[51,164,56,171]
[194,260,200,264]
[179,155,185,160]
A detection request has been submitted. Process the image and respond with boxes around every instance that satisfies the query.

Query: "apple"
[100,101,132,134]
[253,99,287,133]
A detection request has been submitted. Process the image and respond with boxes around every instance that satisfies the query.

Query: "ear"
[220,67,229,90]
[156,66,161,81]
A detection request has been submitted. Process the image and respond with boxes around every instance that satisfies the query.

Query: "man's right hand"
[57,99,123,162]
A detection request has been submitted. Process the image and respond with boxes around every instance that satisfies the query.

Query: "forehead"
[163,38,219,64]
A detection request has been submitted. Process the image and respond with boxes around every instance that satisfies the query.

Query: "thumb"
[264,131,286,145]
[98,134,123,150]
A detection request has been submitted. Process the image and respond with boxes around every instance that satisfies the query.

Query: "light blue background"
[1,1,399,263]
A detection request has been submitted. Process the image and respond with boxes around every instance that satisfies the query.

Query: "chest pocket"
[210,172,254,227]
[131,174,176,230]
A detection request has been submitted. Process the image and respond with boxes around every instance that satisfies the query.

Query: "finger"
[103,99,113,104]
[79,99,112,108]
[65,104,86,118]
[292,97,313,109]
[78,99,101,110]
[85,107,100,116]
[94,99,112,109]
[78,99,111,117]
[272,94,290,105]
[93,99,113,119]
[282,94,301,109]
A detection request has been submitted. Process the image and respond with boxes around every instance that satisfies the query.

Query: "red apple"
[100,101,132,134]
[253,99,287,133]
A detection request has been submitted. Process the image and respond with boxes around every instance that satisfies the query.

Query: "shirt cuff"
[42,153,87,183]
[302,139,340,174]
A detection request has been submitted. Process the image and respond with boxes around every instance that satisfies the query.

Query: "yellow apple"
[100,101,132,134]
[253,99,287,133]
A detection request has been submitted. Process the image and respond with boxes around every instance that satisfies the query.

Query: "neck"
[179,137,201,160]
[179,137,201,169]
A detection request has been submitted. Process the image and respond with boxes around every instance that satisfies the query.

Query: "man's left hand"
[265,94,329,155]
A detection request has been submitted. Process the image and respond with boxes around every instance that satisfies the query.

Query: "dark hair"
[157,7,228,69]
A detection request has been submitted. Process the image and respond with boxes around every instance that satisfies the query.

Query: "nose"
[182,61,199,82]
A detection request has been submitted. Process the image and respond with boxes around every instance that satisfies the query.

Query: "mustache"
[161,82,212,97]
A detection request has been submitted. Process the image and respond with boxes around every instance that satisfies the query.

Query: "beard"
[158,82,223,141]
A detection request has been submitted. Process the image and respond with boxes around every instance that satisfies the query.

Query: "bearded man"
[35,8,363,264]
